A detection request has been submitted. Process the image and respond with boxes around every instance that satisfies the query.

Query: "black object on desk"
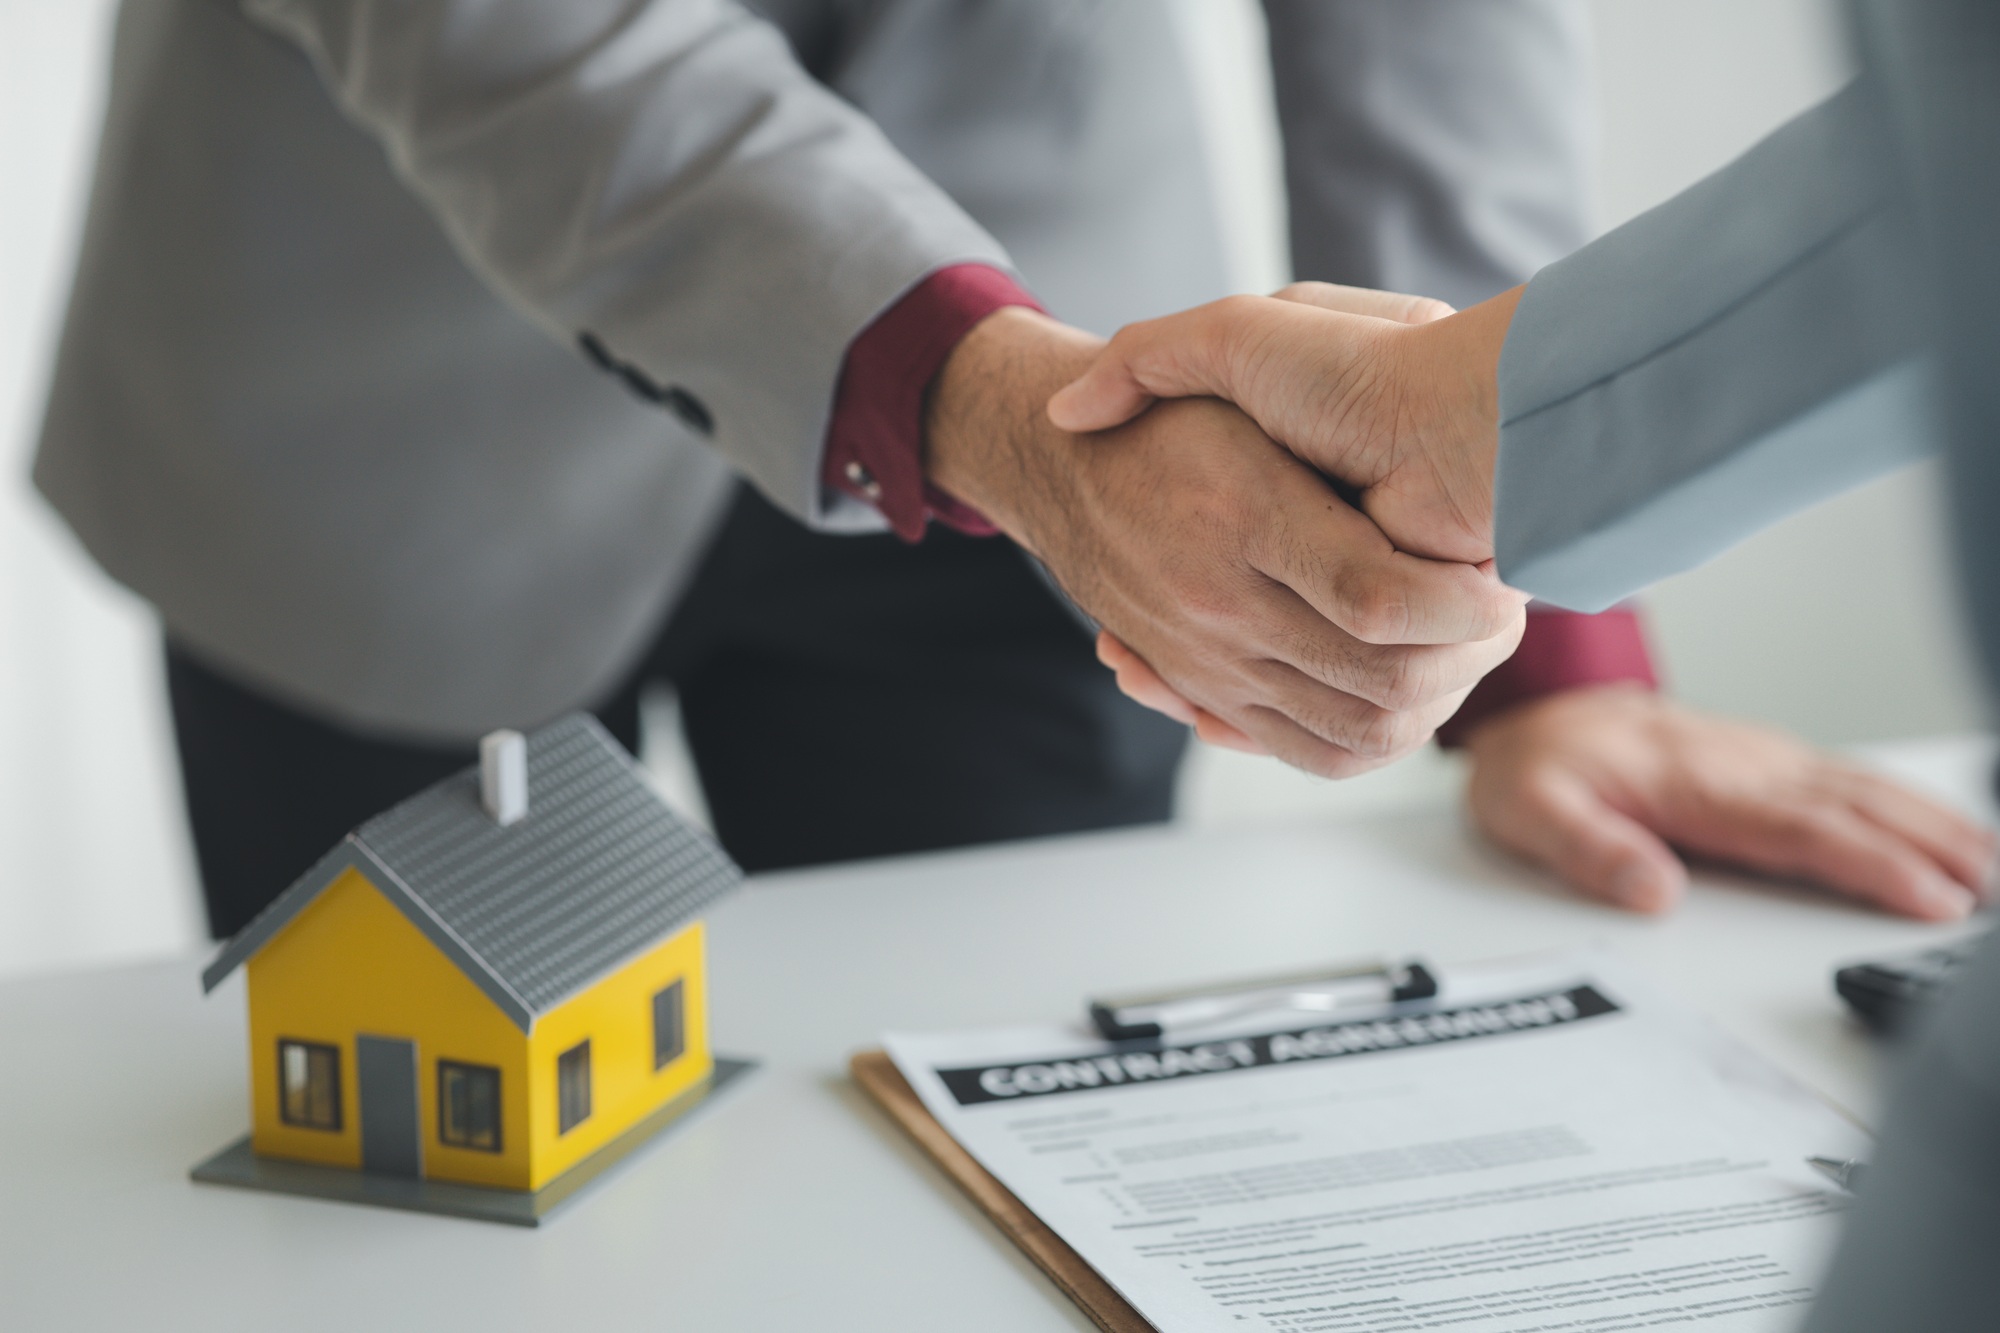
[1835,930,1989,1035]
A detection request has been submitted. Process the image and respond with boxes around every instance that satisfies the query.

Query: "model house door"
[356,1035,421,1177]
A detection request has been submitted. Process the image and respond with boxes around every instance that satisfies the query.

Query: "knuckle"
[1098,320,1149,360]
[1176,577,1252,636]
[1366,649,1438,713]
[1283,623,1359,689]
[1205,295,1264,349]
[1344,703,1423,762]
[1339,581,1413,645]
[1773,810,1853,865]
[1882,861,1931,899]
[1789,806,1848,842]
[1214,293,1264,322]
[1272,730,1380,780]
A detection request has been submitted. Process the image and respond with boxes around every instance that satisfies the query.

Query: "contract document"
[885,953,1864,1332]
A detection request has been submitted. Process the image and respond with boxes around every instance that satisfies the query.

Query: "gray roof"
[202,713,741,1029]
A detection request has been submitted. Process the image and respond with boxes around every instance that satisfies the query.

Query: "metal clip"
[1088,957,1438,1041]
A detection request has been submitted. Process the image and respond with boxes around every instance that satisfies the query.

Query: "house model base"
[191,1055,755,1227]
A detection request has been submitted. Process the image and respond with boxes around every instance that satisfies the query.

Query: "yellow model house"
[197,713,741,1220]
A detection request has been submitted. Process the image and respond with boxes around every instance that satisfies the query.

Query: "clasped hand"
[923,306,1524,778]
[1044,282,1506,753]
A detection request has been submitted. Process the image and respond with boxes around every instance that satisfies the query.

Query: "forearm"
[922,308,1103,555]
[1436,603,1657,747]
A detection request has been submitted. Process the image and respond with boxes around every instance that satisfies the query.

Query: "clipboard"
[850,1050,1156,1333]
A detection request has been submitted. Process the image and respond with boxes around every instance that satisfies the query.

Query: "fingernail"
[1608,863,1667,912]
[1914,874,1976,921]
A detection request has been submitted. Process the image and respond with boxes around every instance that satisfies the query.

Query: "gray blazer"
[35,0,1589,740]
[1492,1,2000,1324]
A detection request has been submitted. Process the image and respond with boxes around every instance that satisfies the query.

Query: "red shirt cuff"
[823,263,1044,541]
[1436,604,1660,747]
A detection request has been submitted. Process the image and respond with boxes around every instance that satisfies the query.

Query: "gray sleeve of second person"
[1261,0,1594,307]
[242,0,1012,531]
[1494,80,1937,611]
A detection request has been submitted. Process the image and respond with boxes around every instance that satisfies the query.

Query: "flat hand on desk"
[1103,647,1994,919]
[1462,685,1995,921]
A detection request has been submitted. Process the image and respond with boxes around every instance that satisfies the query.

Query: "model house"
[200,713,741,1195]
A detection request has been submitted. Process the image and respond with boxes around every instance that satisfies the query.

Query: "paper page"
[886,952,1865,1332]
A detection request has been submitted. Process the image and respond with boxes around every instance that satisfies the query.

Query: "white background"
[0,0,1981,979]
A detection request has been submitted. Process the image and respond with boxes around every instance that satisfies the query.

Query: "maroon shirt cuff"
[1436,604,1660,747]
[823,263,1045,541]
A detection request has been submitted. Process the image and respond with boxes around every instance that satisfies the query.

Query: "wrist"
[1393,285,1520,554]
[1462,680,1657,748]
[922,306,1103,545]
[824,264,1044,541]
[1438,603,1658,748]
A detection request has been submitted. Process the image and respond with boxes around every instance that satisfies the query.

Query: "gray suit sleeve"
[1494,80,1936,610]
[241,0,1013,529]
[1262,0,1594,307]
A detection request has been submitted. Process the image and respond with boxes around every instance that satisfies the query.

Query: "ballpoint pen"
[1808,1155,1867,1191]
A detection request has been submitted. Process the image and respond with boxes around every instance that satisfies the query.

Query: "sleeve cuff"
[1436,603,1660,747]
[823,263,1045,541]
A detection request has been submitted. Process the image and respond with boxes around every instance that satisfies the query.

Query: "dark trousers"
[169,485,1188,939]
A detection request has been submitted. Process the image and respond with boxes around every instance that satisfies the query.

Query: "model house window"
[557,1040,592,1134]
[437,1061,502,1152]
[277,1039,342,1131]
[653,979,686,1070]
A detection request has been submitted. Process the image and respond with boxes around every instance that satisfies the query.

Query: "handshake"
[925,281,1526,778]
[922,283,1995,923]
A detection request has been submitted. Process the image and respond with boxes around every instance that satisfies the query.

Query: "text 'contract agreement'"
[886,953,1863,1332]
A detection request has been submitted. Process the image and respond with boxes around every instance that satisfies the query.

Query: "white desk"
[2,737,1991,1331]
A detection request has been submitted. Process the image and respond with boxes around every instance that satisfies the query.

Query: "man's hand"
[925,307,1526,777]
[1046,283,1520,565]
[1462,685,1996,920]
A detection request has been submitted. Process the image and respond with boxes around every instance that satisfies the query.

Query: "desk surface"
[2,737,1991,1332]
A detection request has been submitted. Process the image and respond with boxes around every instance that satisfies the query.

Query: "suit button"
[578,330,619,373]
[660,386,714,437]
[576,331,713,437]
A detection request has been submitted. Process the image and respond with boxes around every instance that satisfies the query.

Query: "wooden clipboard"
[850,1049,1157,1333]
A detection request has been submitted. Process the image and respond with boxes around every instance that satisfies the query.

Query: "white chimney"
[480,729,528,826]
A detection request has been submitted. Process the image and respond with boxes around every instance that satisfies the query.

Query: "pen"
[1807,1156,1867,1191]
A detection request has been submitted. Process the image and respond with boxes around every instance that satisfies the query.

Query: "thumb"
[1047,300,1256,433]
[1478,771,1688,913]
[1046,354,1159,434]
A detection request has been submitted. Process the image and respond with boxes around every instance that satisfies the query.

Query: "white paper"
[886,953,1865,1332]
